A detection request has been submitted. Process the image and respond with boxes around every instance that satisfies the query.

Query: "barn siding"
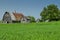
[3,12,12,23]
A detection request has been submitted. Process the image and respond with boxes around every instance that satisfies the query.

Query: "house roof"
[13,12,24,21]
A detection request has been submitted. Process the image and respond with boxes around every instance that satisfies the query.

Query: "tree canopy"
[27,16,35,22]
[40,4,60,22]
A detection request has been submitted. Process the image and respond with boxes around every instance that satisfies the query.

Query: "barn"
[2,12,30,23]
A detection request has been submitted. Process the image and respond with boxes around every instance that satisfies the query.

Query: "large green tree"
[40,4,59,21]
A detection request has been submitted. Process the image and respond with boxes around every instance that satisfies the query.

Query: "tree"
[58,10,60,19]
[40,4,59,21]
[27,16,35,22]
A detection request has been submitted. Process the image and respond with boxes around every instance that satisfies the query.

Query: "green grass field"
[0,21,60,40]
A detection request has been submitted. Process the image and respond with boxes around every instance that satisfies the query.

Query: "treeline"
[26,4,60,23]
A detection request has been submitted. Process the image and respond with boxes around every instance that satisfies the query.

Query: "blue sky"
[0,0,60,20]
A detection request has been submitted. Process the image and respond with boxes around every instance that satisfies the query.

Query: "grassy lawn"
[0,21,60,40]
